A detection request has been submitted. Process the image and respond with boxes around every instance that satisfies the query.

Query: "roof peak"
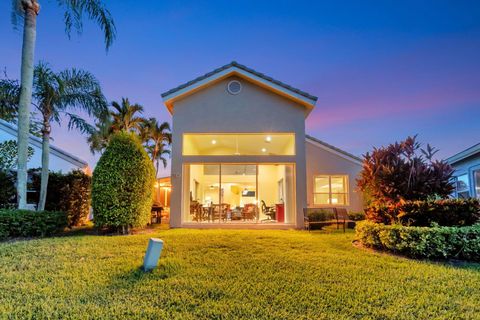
[161,62,318,114]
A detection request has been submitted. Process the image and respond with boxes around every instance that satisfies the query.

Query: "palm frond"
[66,112,95,134]
[57,0,117,50]
[0,73,21,122]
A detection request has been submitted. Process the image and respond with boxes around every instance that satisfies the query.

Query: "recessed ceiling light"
[261,148,267,153]
[211,139,217,145]
[265,136,272,142]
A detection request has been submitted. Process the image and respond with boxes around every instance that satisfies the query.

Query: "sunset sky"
[1,0,479,176]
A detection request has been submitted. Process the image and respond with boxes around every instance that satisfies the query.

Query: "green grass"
[1,229,479,319]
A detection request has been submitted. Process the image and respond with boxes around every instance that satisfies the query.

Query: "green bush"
[356,220,480,261]
[92,132,155,233]
[30,170,92,227]
[0,170,15,208]
[0,209,67,240]
[348,211,365,221]
[306,208,335,222]
[365,198,480,226]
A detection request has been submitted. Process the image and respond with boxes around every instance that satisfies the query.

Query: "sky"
[1,0,479,177]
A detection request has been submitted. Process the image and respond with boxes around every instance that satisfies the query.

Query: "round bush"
[92,132,155,231]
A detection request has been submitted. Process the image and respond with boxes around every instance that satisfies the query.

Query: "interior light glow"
[211,139,217,145]
[261,148,267,153]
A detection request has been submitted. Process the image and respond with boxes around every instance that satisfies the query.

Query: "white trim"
[306,138,363,165]
[162,66,317,114]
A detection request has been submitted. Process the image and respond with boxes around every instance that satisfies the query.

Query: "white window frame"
[313,175,349,206]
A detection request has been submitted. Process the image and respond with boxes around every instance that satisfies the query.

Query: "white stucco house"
[161,62,363,229]
[0,119,90,173]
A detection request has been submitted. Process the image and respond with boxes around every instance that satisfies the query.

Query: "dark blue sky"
[1,0,479,175]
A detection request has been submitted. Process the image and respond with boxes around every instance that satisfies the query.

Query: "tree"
[357,136,455,206]
[10,0,116,209]
[86,113,114,154]
[0,76,20,122]
[110,98,145,133]
[0,140,34,170]
[92,132,155,234]
[32,63,107,210]
[140,118,172,176]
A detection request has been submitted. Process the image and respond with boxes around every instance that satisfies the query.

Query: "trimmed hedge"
[31,170,92,227]
[365,198,480,226]
[0,209,67,240]
[92,132,155,233]
[356,220,480,261]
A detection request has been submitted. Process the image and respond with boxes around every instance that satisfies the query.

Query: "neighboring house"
[446,143,480,199]
[161,62,363,229]
[0,119,90,173]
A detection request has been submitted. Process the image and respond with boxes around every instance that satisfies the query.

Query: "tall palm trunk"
[38,118,50,211]
[17,0,40,209]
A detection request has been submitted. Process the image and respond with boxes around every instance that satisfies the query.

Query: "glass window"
[313,175,348,205]
[455,174,470,199]
[183,133,295,156]
[183,163,295,224]
[474,170,480,199]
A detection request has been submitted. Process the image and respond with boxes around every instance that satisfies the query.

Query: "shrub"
[348,211,365,221]
[356,220,480,261]
[365,198,480,226]
[30,170,92,227]
[0,170,15,208]
[92,132,155,233]
[357,136,454,205]
[0,209,67,240]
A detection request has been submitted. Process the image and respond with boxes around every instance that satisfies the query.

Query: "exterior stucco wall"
[170,75,307,228]
[305,140,363,212]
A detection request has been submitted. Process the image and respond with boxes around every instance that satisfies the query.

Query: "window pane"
[456,174,470,198]
[183,133,295,156]
[331,176,346,193]
[330,193,346,205]
[475,170,480,198]
[314,193,330,205]
[314,177,330,193]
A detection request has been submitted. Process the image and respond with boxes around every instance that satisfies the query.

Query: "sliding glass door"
[183,163,294,224]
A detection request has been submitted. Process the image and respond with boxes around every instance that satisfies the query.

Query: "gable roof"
[305,134,363,165]
[0,119,88,169]
[161,61,318,115]
[446,142,480,165]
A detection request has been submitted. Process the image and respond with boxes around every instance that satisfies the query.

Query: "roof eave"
[162,65,317,116]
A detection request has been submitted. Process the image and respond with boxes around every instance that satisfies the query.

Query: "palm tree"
[11,0,116,209]
[86,113,114,154]
[141,118,172,176]
[33,62,107,210]
[110,98,145,133]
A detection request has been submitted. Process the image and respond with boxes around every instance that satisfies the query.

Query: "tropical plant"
[0,76,20,122]
[92,132,155,234]
[110,98,145,133]
[140,118,172,176]
[0,140,34,170]
[3,63,107,211]
[357,136,454,206]
[10,0,116,209]
[86,113,114,154]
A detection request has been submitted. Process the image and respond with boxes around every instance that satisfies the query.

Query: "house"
[161,62,363,228]
[446,143,480,199]
[0,119,90,173]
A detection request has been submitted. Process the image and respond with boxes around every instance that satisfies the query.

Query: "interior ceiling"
[188,134,293,155]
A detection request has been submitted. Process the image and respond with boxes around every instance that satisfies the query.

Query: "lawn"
[1,229,479,319]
